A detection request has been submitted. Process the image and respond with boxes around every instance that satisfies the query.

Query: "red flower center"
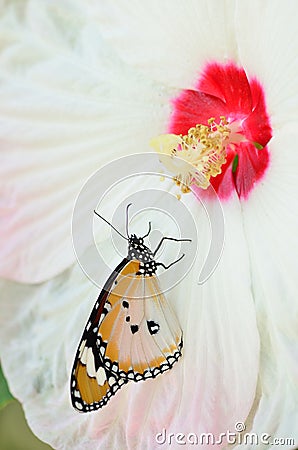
[168,62,273,200]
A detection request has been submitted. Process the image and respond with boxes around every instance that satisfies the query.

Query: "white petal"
[0,194,260,449]
[164,195,260,439]
[91,0,238,88]
[234,0,298,125]
[0,5,172,283]
[238,127,298,447]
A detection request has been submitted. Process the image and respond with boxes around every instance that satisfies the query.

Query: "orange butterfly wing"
[70,259,182,412]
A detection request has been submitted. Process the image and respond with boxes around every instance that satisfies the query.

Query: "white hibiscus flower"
[0,1,297,449]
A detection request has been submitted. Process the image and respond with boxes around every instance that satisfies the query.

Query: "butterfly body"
[71,209,189,412]
[127,234,157,276]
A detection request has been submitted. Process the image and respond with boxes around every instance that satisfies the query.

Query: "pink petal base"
[169,62,272,200]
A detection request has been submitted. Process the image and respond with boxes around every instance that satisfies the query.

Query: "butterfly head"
[128,234,153,262]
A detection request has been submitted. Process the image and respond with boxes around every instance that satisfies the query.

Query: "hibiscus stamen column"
[151,117,231,192]
[153,62,273,199]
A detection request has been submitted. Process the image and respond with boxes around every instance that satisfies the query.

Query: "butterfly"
[70,204,191,412]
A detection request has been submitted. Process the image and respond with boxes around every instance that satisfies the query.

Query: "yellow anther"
[151,117,231,193]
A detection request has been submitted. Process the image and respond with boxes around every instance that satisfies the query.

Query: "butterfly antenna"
[126,203,132,238]
[143,221,152,239]
[94,210,128,240]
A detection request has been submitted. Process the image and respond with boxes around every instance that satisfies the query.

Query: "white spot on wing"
[96,367,107,385]
[100,313,105,323]
[87,347,96,377]
[80,346,88,365]
[78,340,86,358]
[100,345,105,356]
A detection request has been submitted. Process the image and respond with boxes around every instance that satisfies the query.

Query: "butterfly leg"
[153,237,191,257]
[156,253,186,270]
